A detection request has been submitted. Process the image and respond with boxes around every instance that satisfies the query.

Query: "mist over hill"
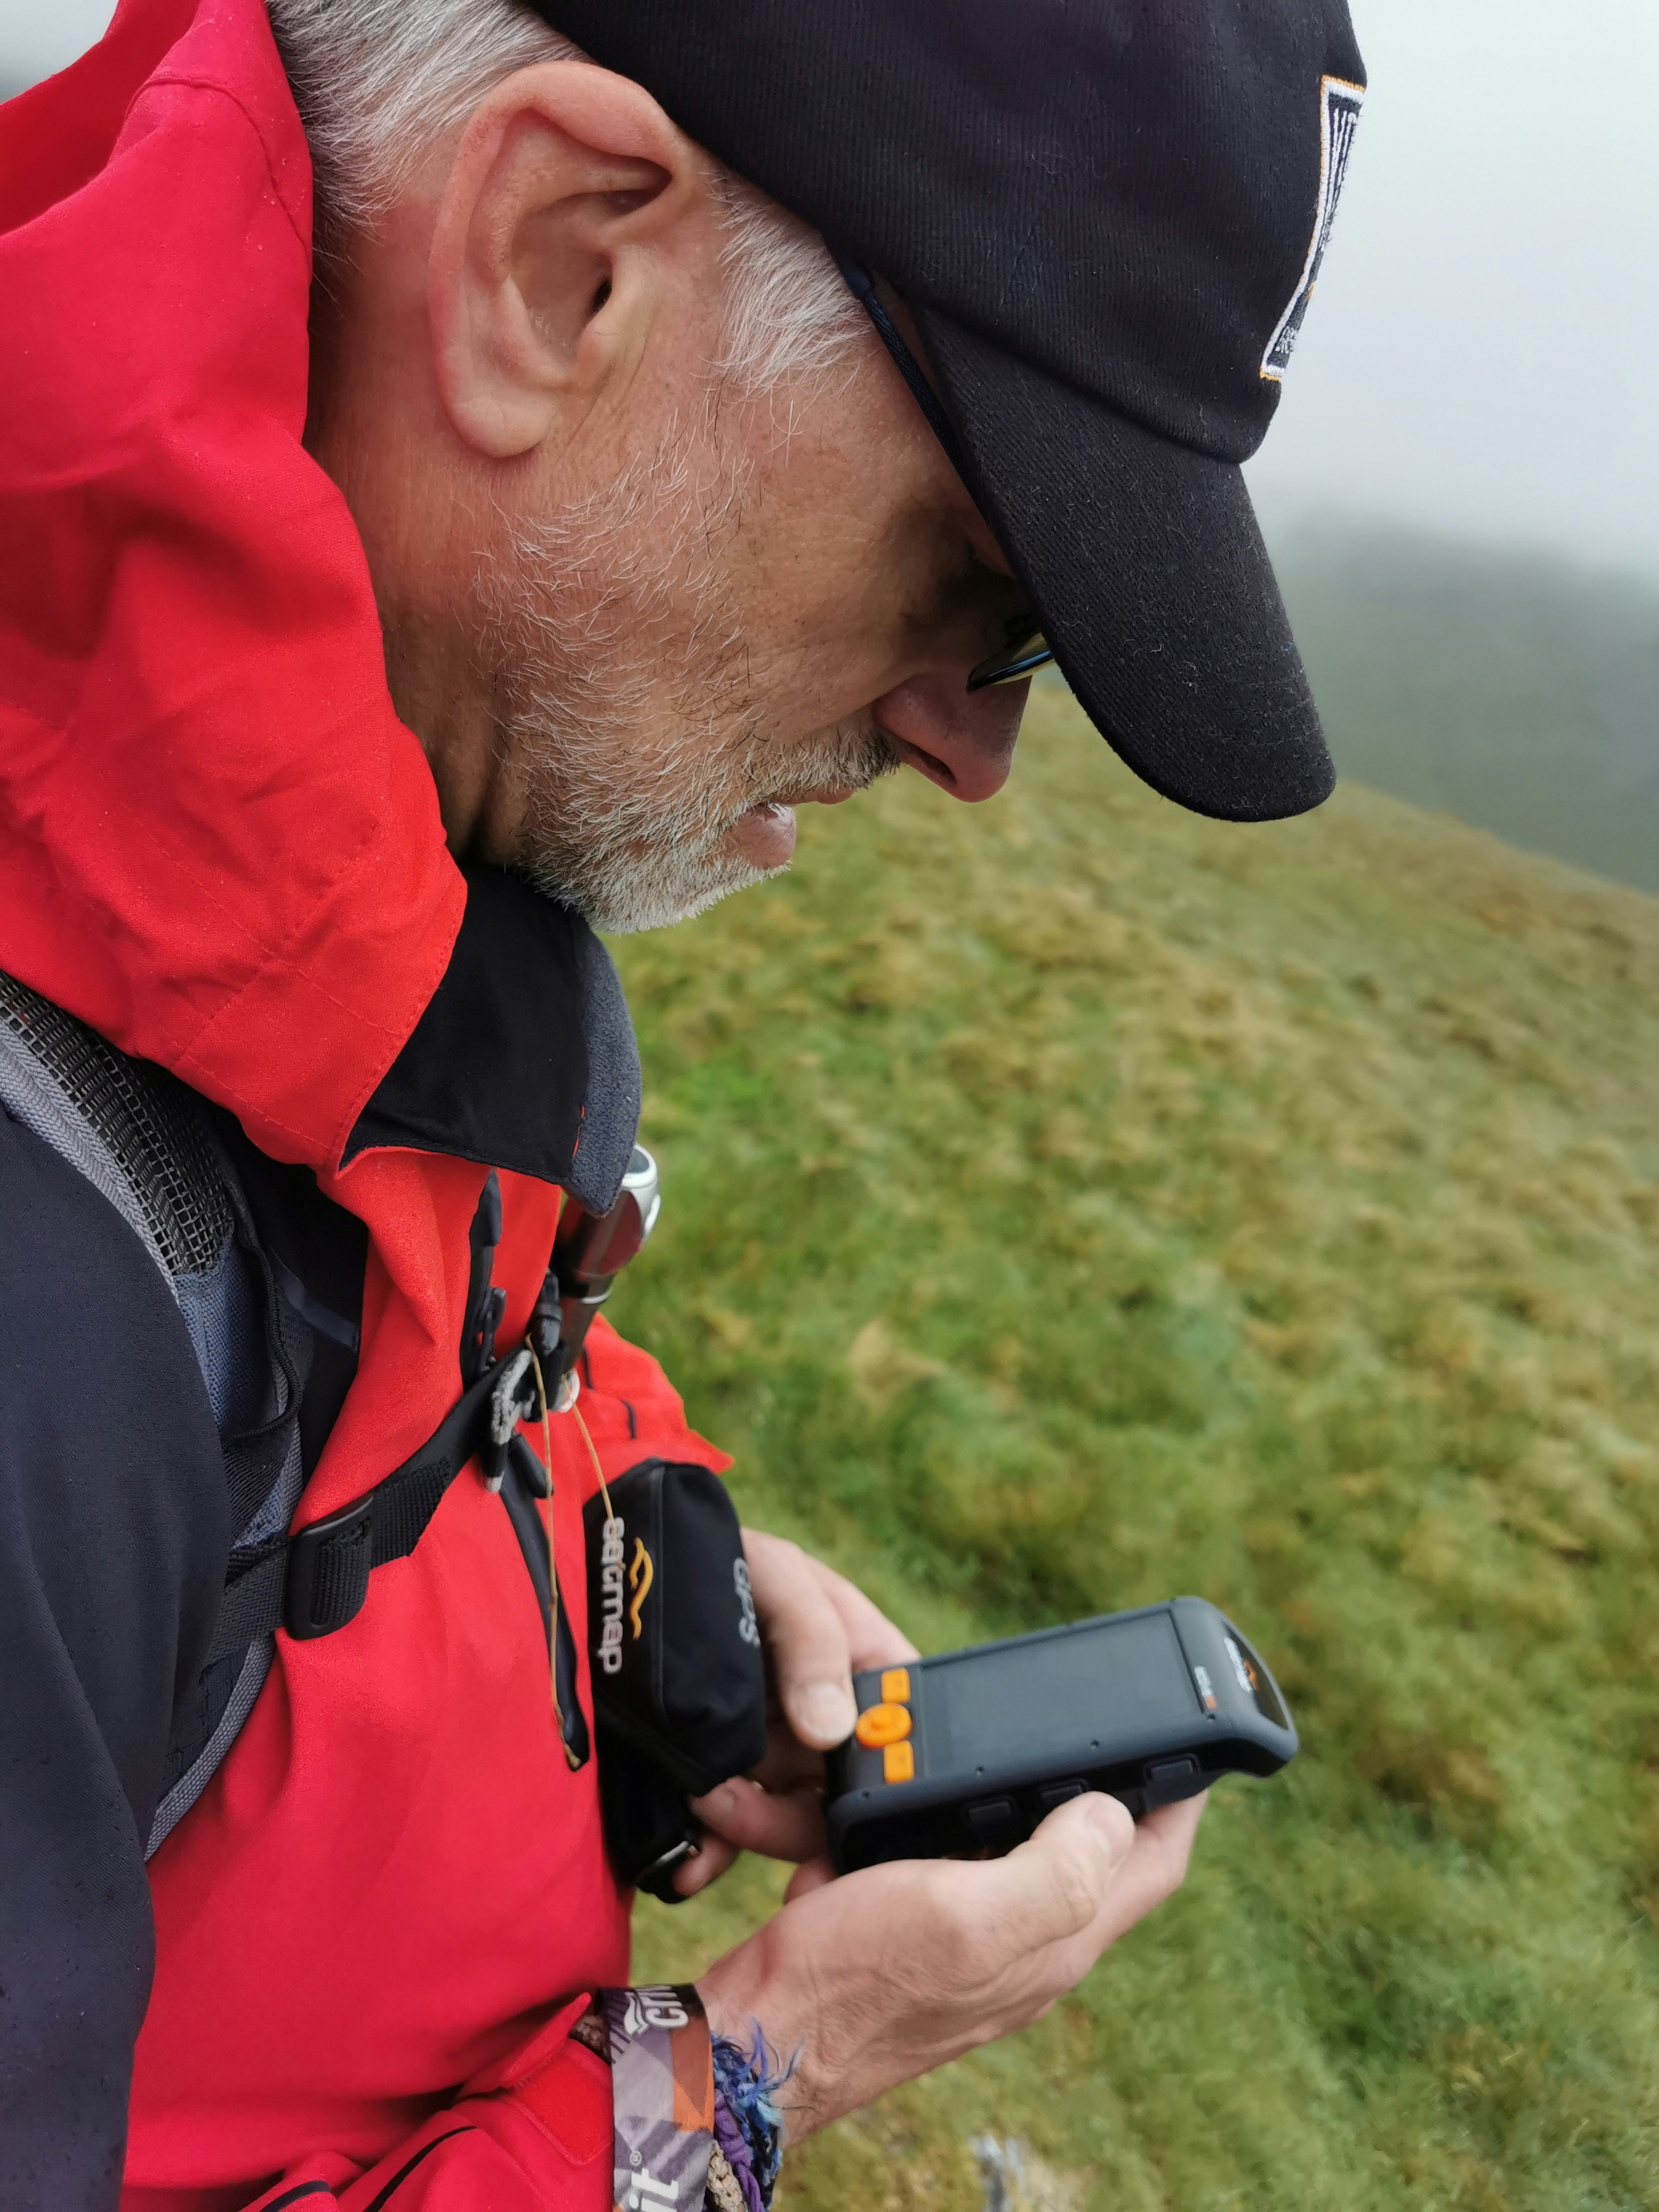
[1269,521,1659,894]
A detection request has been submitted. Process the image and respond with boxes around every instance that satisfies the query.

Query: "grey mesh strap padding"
[0,971,232,1292]
[0,970,299,1858]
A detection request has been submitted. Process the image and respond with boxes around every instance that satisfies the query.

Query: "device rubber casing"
[823,1598,1297,1874]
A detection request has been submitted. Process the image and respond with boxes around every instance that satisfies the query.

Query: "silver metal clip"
[483,1347,534,1493]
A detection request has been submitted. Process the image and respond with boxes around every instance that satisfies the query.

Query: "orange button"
[880,1667,912,1706]
[883,1741,915,1784]
[854,1701,912,1750]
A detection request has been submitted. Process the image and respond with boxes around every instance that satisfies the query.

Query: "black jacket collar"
[343,867,640,1214]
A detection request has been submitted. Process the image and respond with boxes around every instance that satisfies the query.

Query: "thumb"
[742,1532,857,1748]
[984,1792,1136,1950]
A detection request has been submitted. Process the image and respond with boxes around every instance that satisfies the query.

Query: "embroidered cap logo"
[1261,75,1364,382]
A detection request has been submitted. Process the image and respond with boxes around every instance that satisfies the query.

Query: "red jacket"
[0,2,726,2201]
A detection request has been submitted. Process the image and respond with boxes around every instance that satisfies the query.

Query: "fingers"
[806,1557,921,1673]
[691,1778,827,1866]
[672,1833,738,1899]
[954,1791,1135,1962]
[748,1719,827,1795]
[740,1529,920,1748]
[1032,1789,1208,1986]
[1017,1790,1137,1930]
[675,1776,1200,1937]
[878,1792,1177,2044]
[784,1855,837,1903]
[934,1789,1198,2015]
[673,1774,831,1899]
[740,1530,858,1748]
[1084,1790,1206,1945]
[696,1788,1199,2140]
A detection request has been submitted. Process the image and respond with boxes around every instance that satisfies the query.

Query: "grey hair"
[265,0,864,395]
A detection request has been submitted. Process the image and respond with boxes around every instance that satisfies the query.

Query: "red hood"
[0,23,719,2192]
[0,0,463,1175]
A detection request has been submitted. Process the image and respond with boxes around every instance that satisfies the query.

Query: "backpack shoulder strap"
[0,970,232,1285]
[0,971,566,1839]
[0,969,306,1851]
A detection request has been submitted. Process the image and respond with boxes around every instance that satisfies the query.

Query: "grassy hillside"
[608,684,1659,2210]
[1271,523,1659,896]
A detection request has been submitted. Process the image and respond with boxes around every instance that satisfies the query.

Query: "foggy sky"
[1247,0,1659,581]
[7,0,1657,581]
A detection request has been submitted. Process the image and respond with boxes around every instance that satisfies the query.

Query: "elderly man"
[0,0,1361,2204]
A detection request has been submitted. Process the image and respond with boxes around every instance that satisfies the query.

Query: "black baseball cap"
[537,0,1366,823]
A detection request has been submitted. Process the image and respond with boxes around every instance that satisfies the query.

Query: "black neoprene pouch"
[584,1459,768,1898]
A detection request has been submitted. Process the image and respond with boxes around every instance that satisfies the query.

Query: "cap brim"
[914,311,1333,823]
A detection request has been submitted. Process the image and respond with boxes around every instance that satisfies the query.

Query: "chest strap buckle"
[282,1495,375,1639]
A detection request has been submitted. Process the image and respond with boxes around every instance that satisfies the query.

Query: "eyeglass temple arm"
[833,251,1056,694]
[831,253,972,480]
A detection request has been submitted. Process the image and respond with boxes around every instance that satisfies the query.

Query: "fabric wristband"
[710,2033,785,2212]
[599,1984,714,2212]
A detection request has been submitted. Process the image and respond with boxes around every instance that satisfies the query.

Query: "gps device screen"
[823,1597,1299,1873]
[927,1611,1197,1770]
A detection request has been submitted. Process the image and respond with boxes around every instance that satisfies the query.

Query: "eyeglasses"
[833,254,1055,693]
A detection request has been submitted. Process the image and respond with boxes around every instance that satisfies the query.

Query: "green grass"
[606,683,1659,2210]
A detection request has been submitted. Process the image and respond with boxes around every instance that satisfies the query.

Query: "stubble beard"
[477,421,899,935]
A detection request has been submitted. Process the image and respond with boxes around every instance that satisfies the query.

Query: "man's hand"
[666,1531,1205,2127]
[696,1788,1205,2137]
[674,1529,917,1898]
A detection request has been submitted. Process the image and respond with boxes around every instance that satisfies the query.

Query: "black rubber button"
[965,1797,1018,1840]
[1036,1780,1087,1812]
[1146,1757,1198,1788]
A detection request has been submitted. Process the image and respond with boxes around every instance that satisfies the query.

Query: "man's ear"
[429,62,713,459]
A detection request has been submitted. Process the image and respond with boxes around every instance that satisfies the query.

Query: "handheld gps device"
[823,1598,1296,1873]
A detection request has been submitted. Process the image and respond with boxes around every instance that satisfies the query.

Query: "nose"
[872,672,1027,803]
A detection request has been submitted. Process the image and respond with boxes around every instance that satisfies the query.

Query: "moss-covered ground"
[611,683,1659,2209]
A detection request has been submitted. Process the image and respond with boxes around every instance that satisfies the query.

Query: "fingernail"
[800,1682,856,1744]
